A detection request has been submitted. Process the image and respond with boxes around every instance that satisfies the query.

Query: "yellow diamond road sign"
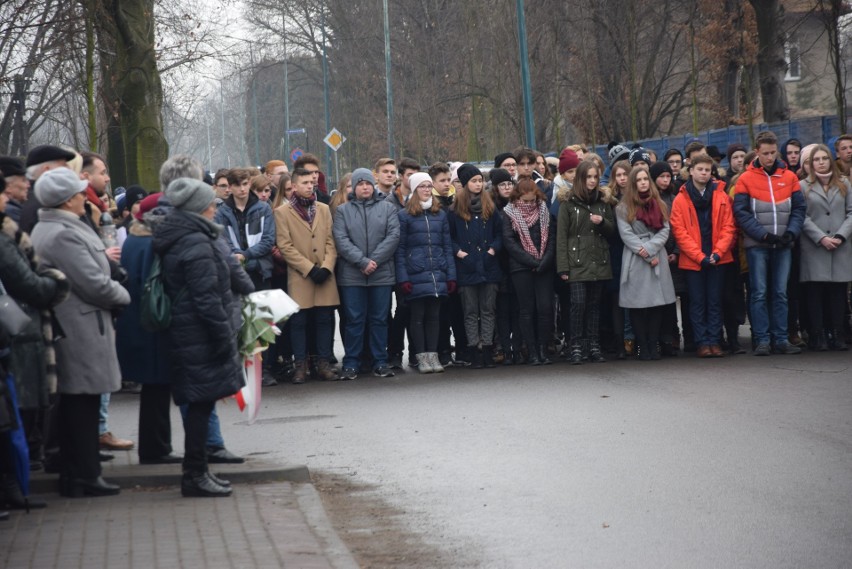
[324,128,345,151]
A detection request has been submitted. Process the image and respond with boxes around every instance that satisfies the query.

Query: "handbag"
[0,278,31,336]
[139,255,185,332]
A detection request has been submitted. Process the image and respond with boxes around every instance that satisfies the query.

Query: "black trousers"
[630,306,665,352]
[438,294,467,354]
[183,400,215,474]
[59,393,101,480]
[806,281,847,333]
[511,270,554,348]
[138,384,173,460]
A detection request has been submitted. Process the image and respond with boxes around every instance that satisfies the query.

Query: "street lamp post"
[516,0,536,149]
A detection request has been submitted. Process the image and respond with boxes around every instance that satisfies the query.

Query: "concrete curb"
[295,483,361,569]
[29,457,311,494]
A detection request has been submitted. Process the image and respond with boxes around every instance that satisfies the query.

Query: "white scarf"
[421,197,433,210]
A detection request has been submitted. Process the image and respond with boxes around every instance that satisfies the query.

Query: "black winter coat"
[152,210,245,405]
[501,206,556,274]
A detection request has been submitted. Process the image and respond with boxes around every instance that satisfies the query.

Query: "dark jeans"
[183,400,214,473]
[59,393,101,480]
[138,384,172,460]
[290,306,335,361]
[438,293,467,354]
[408,297,441,354]
[511,270,554,348]
[496,289,521,354]
[339,285,393,370]
[388,290,410,357]
[685,265,724,347]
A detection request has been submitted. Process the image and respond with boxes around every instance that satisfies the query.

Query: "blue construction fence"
[589,115,846,167]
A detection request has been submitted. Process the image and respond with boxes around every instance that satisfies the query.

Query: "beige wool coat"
[274,201,339,308]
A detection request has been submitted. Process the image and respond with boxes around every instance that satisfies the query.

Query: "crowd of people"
[0,130,850,511]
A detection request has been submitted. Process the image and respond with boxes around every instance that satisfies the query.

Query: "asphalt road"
[109,350,852,568]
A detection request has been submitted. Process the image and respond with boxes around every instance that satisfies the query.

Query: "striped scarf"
[289,193,317,225]
[504,199,549,260]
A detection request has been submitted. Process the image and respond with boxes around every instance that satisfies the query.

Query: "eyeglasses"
[497,182,514,189]
[215,183,229,189]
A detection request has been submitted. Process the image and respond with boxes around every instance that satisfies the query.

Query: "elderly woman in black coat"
[153,178,249,498]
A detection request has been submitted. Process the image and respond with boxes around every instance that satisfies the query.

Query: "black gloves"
[763,233,781,245]
[780,231,795,246]
[308,267,331,284]
[700,257,712,268]
[308,267,332,284]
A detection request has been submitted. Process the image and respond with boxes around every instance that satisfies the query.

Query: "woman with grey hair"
[30,168,130,497]
[153,178,246,497]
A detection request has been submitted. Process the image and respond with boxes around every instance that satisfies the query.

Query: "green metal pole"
[322,10,332,176]
[383,0,395,158]
[516,0,535,149]
[282,9,291,164]
[251,44,260,166]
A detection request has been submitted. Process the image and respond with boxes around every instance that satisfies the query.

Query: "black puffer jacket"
[152,209,246,405]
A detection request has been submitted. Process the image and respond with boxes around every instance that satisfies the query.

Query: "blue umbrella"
[3,373,30,497]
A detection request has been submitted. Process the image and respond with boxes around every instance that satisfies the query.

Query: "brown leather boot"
[316,359,339,381]
[292,361,307,384]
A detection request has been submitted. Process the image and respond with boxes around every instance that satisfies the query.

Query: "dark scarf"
[289,193,317,225]
[635,193,664,231]
[685,179,712,211]
[469,192,483,216]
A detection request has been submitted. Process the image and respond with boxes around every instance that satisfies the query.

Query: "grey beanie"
[350,168,376,194]
[34,167,88,207]
[165,177,215,214]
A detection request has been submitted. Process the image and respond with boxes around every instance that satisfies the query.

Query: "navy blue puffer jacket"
[395,206,457,299]
[447,210,503,286]
[152,209,245,405]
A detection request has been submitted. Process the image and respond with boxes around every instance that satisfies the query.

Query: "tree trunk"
[749,0,790,123]
[98,0,168,190]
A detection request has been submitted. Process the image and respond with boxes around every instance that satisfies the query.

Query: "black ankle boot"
[538,345,552,365]
[471,348,484,369]
[0,474,46,510]
[59,476,120,498]
[482,345,495,368]
[181,472,232,498]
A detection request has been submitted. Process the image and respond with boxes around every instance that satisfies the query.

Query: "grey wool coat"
[30,208,130,394]
[799,179,852,283]
[615,204,676,309]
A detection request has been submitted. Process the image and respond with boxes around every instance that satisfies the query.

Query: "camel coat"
[274,201,339,308]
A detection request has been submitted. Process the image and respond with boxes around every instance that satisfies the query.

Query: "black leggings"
[511,270,554,348]
[805,282,847,333]
[408,297,441,354]
[630,306,665,351]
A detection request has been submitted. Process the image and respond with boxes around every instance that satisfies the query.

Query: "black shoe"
[388,354,403,369]
[438,351,454,367]
[0,474,47,510]
[340,367,358,380]
[527,349,542,366]
[99,452,115,462]
[261,371,278,387]
[471,349,484,369]
[772,342,802,355]
[207,447,245,464]
[373,366,395,378]
[482,345,496,368]
[139,453,183,465]
[453,348,472,367]
[538,346,552,365]
[181,472,231,498]
[208,472,231,487]
[60,476,121,498]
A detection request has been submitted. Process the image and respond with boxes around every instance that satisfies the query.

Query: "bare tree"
[748,0,790,122]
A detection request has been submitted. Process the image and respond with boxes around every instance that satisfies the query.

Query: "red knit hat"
[558,149,580,174]
[135,192,162,221]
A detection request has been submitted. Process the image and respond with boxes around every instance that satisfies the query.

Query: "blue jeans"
[99,393,109,435]
[289,306,335,361]
[339,285,392,370]
[685,265,724,347]
[746,247,792,345]
[179,404,225,449]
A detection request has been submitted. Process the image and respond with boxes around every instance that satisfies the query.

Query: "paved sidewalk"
[2,471,359,569]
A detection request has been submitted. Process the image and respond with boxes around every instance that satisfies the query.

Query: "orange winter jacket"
[669,181,737,271]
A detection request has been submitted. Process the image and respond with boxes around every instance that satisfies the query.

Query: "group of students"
[247,130,851,385]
